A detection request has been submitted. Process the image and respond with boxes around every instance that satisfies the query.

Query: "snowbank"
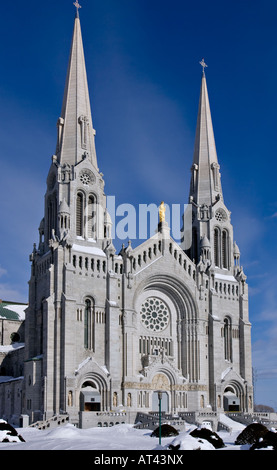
[0,420,25,443]
[0,421,248,451]
[219,413,245,431]
[169,431,216,450]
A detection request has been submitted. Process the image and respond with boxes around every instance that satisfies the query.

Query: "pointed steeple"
[188,62,239,274]
[56,12,98,170]
[189,63,223,207]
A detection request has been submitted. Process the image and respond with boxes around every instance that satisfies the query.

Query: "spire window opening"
[214,228,220,267]
[76,191,98,240]
[214,227,230,269]
[76,192,84,237]
[223,317,232,362]
[47,194,57,242]
[222,230,228,269]
[88,195,97,240]
[84,298,95,350]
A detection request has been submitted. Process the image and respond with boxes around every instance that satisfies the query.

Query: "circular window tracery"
[215,209,227,222]
[79,169,95,185]
[140,297,170,332]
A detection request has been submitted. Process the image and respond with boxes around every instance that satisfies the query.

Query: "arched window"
[76,192,84,237]
[214,227,229,269]
[222,230,228,269]
[224,317,232,361]
[47,194,57,241]
[88,195,97,239]
[84,298,94,350]
[214,228,220,267]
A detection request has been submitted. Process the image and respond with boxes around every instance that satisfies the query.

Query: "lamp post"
[157,390,163,446]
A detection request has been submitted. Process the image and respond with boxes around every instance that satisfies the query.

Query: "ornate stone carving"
[78,115,90,150]
[152,373,170,391]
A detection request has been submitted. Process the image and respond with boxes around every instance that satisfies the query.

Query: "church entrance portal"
[223,387,240,412]
[80,381,101,412]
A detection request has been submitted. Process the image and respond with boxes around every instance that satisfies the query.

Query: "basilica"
[0,9,253,429]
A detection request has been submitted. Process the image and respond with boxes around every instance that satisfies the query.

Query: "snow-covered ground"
[0,415,253,451]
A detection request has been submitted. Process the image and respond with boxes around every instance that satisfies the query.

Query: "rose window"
[79,169,95,185]
[80,172,91,185]
[140,297,170,332]
[215,209,227,222]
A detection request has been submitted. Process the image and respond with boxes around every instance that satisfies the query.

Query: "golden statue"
[159,201,166,223]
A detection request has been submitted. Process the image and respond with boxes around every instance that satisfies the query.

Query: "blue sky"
[0,0,277,408]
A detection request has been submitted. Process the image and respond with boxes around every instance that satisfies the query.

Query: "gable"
[130,235,196,284]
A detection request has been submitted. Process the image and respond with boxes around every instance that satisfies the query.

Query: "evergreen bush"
[151,424,179,438]
[190,427,225,449]
[235,423,268,445]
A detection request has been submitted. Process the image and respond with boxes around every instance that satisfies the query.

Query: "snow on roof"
[0,302,27,321]
[0,376,24,384]
[0,343,25,354]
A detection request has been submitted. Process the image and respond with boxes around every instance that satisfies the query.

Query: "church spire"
[56,7,98,170]
[189,61,223,207]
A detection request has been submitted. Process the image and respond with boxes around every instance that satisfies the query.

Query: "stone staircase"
[224,412,277,430]
[134,411,236,433]
[29,414,70,430]
[28,411,277,432]
[134,412,187,431]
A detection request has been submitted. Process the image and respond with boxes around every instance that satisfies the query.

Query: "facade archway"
[134,273,199,382]
[223,384,241,412]
[76,370,110,413]
[80,380,101,412]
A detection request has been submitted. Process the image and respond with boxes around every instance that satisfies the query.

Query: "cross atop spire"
[73,0,82,17]
[199,58,208,75]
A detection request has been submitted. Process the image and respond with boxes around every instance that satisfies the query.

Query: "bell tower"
[24,7,115,424]
[187,61,252,412]
[188,60,240,278]
[40,9,112,255]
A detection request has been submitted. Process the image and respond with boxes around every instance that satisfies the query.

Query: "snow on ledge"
[72,243,106,257]
[214,273,236,282]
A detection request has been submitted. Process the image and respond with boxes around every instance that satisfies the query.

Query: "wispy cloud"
[0,266,7,278]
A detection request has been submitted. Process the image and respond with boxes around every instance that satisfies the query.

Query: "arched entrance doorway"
[223,386,240,412]
[80,380,101,412]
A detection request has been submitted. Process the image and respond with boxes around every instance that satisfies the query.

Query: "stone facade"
[1,13,253,428]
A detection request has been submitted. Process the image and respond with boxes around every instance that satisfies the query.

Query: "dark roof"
[0,301,27,321]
